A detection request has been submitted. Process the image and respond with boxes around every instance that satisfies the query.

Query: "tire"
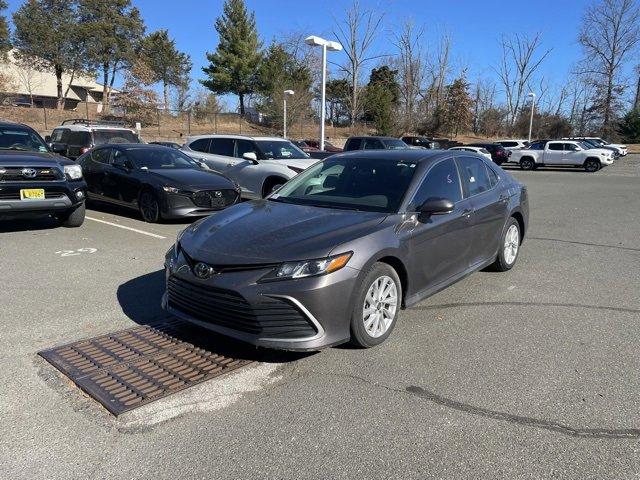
[262,178,286,198]
[350,262,402,348]
[489,217,521,272]
[57,202,85,228]
[138,189,161,223]
[584,158,600,172]
[519,158,535,170]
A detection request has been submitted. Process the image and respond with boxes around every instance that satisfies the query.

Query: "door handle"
[460,209,472,219]
[499,195,508,204]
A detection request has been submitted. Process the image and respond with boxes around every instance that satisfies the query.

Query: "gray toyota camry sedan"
[163,150,528,351]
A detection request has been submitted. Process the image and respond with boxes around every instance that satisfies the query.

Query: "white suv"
[495,139,529,151]
[182,135,317,199]
[47,119,140,159]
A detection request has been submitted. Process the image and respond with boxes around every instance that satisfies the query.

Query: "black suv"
[0,121,87,227]
[343,136,410,151]
[466,142,510,165]
[401,136,440,149]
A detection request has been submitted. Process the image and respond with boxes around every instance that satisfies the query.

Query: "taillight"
[80,147,91,154]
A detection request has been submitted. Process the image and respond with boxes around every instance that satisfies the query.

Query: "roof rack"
[61,118,127,127]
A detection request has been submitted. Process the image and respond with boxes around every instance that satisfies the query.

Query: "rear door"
[402,157,474,290]
[457,156,508,267]
[202,137,237,172]
[545,142,564,164]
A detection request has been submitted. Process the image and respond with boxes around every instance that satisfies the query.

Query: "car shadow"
[502,165,591,174]
[117,269,312,363]
[0,215,60,233]
[87,200,197,225]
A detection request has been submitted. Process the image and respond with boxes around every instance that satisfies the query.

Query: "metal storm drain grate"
[39,320,252,416]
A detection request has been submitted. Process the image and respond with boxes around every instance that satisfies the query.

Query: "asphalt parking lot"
[1,156,639,479]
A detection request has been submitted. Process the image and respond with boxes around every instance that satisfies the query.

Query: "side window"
[345,138,361,150]
[60,129,71,143]
[564,143,579,151]
[209,138,235,156]
[188,138,211,153]
[529,141,544,150]
[92,148,111,164]
[363,138,384,150]
[410,158,462,210]
[548,143,563,151]
[458,156,492,197]
[51,129,65,143]
[486,164,499,188]
[236,139,257,158]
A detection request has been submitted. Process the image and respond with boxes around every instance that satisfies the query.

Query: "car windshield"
[0,127,49,152]
[93,129,140,145]
[255,140,309,159]
[579,141,596,149]
[383,139,409,149]
[270,156,418,213]
[125,148,199,169]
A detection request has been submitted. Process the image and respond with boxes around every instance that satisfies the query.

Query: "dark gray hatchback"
[164,150,528,351]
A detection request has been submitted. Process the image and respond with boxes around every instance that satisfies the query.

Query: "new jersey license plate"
[20,188,45,200]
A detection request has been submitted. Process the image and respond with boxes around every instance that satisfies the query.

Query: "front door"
[401,157,474,291]
[103,149,139,206]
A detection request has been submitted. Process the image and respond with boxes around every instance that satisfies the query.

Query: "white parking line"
[86,216,167,239]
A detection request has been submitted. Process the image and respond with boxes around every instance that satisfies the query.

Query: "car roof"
[186,134,285,142]
[328,149,452,165]
[94,143,174,151]
[0,120,35,129]
[347,136,403,141]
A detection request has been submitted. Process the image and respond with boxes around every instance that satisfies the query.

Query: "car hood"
[261,157,317,170]
[146,168,234,189]
[0,151,73,166]
[584,148,614,156]
[179,200,387,264]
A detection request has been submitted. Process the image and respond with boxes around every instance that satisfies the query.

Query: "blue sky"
[4,0,598,109]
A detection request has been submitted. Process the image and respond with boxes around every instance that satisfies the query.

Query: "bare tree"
[496,32,552,129]
[392,20,426,132]
[13,58,44,106]
[332,0,384,125]
[579,0,640,136]
[472,78,497,134]
[634,65,640,111]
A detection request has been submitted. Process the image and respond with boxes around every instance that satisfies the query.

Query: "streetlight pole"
[527,92,536,143]
[305,35,342,151]
[283,90,294,138]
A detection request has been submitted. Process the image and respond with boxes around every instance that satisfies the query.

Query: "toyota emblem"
[22,168,37,178]
[193,262,215,279]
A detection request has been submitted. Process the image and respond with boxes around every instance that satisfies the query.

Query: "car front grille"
[191,189,238,209]
[0,191,66,200]
[0,167,63,182]
[167,276,317,339]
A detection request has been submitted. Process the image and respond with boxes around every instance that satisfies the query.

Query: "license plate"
[20,188,45,200]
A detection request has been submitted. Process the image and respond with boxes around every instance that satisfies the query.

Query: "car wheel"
[262,178,286,197]
[519,158,535,170]
[57,202,86,228]
[139,189,161,223]
[584,158,600,172]
[490,217,520,272]
[350,262,401,348]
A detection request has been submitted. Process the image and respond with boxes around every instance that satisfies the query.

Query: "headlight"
[162,186,181,193]
[64,164,82,180]
[260,252,352,282]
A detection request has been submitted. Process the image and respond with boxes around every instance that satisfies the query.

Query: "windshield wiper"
[308,203,360,211]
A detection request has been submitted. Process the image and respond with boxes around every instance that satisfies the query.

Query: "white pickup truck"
[509,140,614,172]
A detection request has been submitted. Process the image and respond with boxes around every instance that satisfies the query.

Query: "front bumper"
[162,248,360,351]
[0,180,86,214]
[159,189,240,219]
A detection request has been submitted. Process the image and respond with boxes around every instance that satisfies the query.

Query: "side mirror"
[243,152,259,164]
[418,198,455,216]
[44,135,51,143]
[51,143,66,154]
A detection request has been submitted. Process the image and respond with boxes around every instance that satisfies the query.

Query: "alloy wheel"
[139,191,159,222]
[362,275,398,338]
[504,224,519,265]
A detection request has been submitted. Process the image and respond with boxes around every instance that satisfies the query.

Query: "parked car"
[567,137,627,157]
[563,137,624,157]
[0,121,86,227]
[343,136,410,151]
[182,135,316,199]
[466,142,510,165]
[164,149,529,350]
[291,140,319,153]
[495,139,529,151]
[401,136,440,149]
[448,146,493,160]
[47,119,141,160]
[77,144,240,222]
[304,139,343,152]
[509,140,614,171]
[150,141,182,149]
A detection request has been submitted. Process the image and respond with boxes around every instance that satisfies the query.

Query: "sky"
[3,0,604,110]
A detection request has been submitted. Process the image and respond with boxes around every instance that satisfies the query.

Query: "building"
[0,49,119,110]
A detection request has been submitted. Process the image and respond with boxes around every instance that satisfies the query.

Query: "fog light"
[76,190,85,200]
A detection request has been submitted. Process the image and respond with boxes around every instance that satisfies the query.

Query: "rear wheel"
[57,202,85,228]
[139,189,161,223]
[584,158,600,172]
[489,217,520,272]
[350,263,401,348]
[519,158,535,170]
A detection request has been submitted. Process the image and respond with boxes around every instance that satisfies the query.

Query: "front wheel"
[584,158,600,172]
[490,217,521,272]
[57,202,85,227]
[139,190,161,223]
[350,263,402,348]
